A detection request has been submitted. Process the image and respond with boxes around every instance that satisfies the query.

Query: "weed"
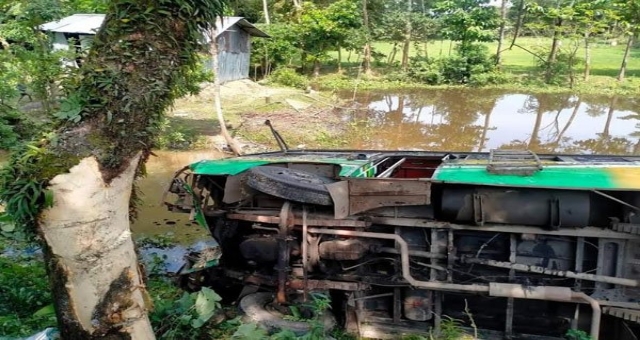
[565,329,593,340]
[269,68,310,89]
[154,117,200,150]
[149,284,222,339]
[0,238,55,337]
[136,233,176,248]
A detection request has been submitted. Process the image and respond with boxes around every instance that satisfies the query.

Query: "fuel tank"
[440,187,591,229]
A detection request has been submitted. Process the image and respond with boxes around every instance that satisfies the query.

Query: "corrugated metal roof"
[215,16,270,38]
[40,14,105,34]
[41,14,269,38]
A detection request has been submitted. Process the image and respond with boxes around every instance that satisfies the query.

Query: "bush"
[407,43,496,85]
[154,117,200,150]
[269,68,310,89]
[407,57,445,85]
[0,254,56,337]
[0,108,36,150]
[533,46,583,86]
[469,70,510,86]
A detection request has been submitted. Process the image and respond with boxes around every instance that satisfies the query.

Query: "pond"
[343,88,640,155]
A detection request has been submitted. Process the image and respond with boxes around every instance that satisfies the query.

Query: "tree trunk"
[618,35,634,81]
[337,48,343,73]
[362,0,372,75]
[509,0,526,49]
[210,30,243,156]
[388,43,398,65]
[583,32,591,81]
[263,0,270,25]
[313,58,321,78]
[545,20,562,84]
[42,155,155,339]
[0,2,227,338]
[495,0,509,66]
[401,0,412,70]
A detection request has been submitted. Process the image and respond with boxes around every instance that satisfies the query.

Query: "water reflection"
[345,89,640,155]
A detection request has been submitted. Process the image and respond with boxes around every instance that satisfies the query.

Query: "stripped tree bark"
[0,1,227,338]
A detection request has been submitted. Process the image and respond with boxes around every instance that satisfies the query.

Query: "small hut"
[41,14,269,83]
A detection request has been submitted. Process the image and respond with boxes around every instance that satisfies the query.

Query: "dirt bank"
[170,80,353,153]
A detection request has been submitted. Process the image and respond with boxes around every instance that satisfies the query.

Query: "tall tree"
[296,0,360,77]
[401,0,413,69]
[362,0,372,75]
[434,0,500,51]
[616,0,640,81]
[495,0,510,66]
[263,0,271,24]
[0,0,227,338]
[574,0,617,81]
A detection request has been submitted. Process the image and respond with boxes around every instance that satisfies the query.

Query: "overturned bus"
[163,125,640,340]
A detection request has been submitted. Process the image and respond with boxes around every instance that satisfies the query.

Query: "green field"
[329,37,640,78]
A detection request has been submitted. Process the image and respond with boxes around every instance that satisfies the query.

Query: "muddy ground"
[170,80,356,153]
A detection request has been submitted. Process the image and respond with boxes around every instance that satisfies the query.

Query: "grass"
[320,37,640,95]
[331,37,640,78]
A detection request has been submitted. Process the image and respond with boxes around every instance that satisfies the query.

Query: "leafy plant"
[269,68,310,89]
[53,93,85,123]
[565,329,593,340]
[0,248,56,337]
[150,285,222,339]
[232,323,270,339]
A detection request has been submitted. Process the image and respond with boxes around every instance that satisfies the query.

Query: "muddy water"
[343,89,640,155]
[131,150,225,243]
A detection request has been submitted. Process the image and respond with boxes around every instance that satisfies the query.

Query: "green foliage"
[251,23,301,73]
[232,323,270,339]
[150,284,222,339]
[434,0,500,48]
[0,143,53,235]
[438,316,468,340]
[53,93,85,123]
[0,243,56,337]
[293,1,362,69]
[407,43,497,85]
[565,329,593,340]
[269,68,310,89]
[533,46,584,86]
[154,117,200,150]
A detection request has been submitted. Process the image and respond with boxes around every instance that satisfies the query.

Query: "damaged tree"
[0,0,226,338]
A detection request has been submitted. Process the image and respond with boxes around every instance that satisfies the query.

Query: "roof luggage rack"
[487,149,543,176]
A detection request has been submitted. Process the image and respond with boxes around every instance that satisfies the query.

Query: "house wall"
[52,32,69,51]
[50,32,94,51]
[215,24,251,84]
[50,32,95,67]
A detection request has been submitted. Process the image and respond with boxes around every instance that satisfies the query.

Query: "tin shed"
[209,17,270,83]
[40,15,269,82]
